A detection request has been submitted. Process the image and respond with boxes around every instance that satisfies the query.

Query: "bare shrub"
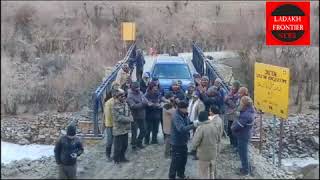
[1,1,318,115]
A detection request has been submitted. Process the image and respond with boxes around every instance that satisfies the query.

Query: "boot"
[151,136,158,144]
[106,146,112,161]
[120,156,130,163]
[144,138,150,145]
[137,142,145,149]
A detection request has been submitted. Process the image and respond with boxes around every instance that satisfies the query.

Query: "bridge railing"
[192,43,230,93]
[92,42,137,136]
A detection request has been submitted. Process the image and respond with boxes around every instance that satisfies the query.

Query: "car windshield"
[153,64,191,79]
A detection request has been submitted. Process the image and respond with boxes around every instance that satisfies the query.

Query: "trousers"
[164,134,171,157]
[145,114,160,144]
[131,118,146,147]
[59,164,77,179]
[136,68,143,82]
[169,145,188,179]
[113,133,128,162]
[104,127,113,158]
[227,120,238,148]
[237,137,250,173]
[198,160,216,179]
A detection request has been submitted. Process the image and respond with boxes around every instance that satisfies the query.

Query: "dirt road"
[2,133,293,179]
[74,135,290,179]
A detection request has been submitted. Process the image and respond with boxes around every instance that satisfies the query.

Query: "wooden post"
[278,119,284,167]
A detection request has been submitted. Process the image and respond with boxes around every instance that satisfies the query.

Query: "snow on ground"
[1,141,54,164]
[282,157,319,172]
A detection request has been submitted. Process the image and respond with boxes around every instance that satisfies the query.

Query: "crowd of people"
[54,48,256,179]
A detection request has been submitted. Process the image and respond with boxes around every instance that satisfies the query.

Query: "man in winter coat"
[114,63,131,88]
[127,81,148,150]
[197,76,209,94]
[191,110,223,179]
[230,86,249,154]
[231,96,255,176]
[209,105,224,154]
[224,80,241,150]
[187,91,205,160]
[169,101,200,179]
[112,89,134,164]
[144,81,162,145]
[103,88,118,161]
[162,91,176,158]
[188,91,205,133]
[54,124,84,179]
[134,49,145,82]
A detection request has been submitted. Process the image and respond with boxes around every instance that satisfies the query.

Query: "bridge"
[77,42,232,139]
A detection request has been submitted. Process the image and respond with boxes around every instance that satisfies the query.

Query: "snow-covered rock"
[282,157,319,179]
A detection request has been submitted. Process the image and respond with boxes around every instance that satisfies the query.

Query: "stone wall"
[1,110,90,145]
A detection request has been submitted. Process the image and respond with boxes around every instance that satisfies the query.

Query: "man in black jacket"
[144,82,162,145]
[169,101,200,179]
[54,124,84,179]
[135,49,145,82]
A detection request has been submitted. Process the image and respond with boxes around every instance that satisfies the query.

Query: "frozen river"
[1,141,54,164]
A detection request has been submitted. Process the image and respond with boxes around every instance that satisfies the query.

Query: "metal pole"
[93,95,99,136]
[272,115,276,165]
[278,119,284,167]
[259,111,263,154]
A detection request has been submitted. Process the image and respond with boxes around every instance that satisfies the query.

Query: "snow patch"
[282,157,319,172]
[1,141,54,164]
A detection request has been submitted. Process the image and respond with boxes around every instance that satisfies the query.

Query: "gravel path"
[2,134,294,179]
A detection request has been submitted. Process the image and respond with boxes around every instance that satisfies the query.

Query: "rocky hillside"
[261,112,319,160]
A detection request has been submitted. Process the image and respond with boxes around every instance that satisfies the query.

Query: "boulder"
[302,164,319,179]
[282,157,319,178]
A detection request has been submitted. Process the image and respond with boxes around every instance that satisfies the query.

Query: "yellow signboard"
[121,22,136,41]
[254,63,290,119]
